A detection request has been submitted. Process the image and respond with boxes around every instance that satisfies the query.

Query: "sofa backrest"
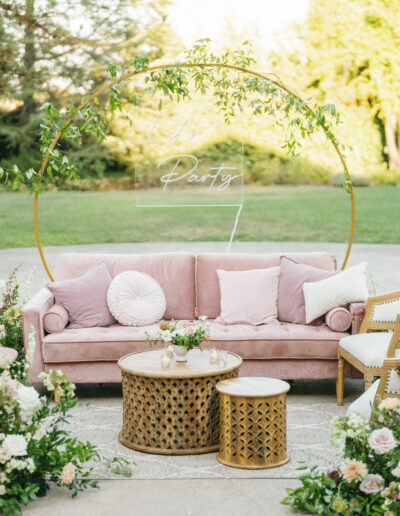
[54,253,196,320]
[195,252,337,319]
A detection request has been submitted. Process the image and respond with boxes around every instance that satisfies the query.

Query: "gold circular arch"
[34,62,355,281]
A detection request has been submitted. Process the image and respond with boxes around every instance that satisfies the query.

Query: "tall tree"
[0,0,172,174]
[303,0,400,170]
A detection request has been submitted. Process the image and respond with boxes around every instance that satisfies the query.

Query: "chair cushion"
[42,320,348,363]
[339,332,399,367]
[346,380,379,420]
[107,271,166,326]
[196,252,337,319]
[54,252,196,320]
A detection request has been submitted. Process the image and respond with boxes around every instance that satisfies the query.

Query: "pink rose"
[359,474,384,494]
[368,428,397,454]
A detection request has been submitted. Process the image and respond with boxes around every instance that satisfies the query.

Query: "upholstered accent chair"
[337,291,400,405]
[346,358,400,420]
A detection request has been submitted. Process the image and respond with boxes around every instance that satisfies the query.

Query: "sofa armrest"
[22,288,54,383]
[349,302,366,334]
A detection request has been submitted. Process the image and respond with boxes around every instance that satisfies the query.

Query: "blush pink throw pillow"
[47,262,116,329]
[278,256,335,324]
[216,267,280,325]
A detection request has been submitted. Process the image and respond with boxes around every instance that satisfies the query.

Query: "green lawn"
[1,186,399,248]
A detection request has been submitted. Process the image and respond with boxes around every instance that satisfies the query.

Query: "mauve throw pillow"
[47,262,116,329]
[216,267,280,325]
[278,256,335,324]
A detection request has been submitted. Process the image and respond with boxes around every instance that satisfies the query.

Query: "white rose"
[199,315,207,321]
[368,428,397,454]
[17,385,41,414]
[392,462,400,478]
[359,474,384,494]
[0,485,5,495]
[33,425,46,441]
[160,330,172,343]
[2,435,28,457]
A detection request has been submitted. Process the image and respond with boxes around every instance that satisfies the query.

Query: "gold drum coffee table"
[216,377,290,469]
[118,349,242,455]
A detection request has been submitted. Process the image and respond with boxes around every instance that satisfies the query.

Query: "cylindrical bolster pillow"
[325,306,352,332]
[43,304,69,334]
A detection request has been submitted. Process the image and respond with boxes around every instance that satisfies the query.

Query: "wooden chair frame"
[337,291,400,406]
[374,357,400,404]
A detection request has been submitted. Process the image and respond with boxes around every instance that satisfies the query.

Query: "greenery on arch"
[0,40,353,196]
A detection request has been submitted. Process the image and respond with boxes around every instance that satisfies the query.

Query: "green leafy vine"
[0,39,351,195]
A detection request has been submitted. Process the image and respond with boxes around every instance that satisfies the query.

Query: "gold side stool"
[216,377,290,469]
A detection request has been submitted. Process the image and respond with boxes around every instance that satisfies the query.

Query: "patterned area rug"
[68,380,363,479]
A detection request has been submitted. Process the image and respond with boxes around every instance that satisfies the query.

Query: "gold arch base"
[34,62,355,281]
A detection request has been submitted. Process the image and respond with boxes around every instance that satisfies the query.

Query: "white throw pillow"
[107,271,166,326]
[303,262,368,324]
[346,380,378,420]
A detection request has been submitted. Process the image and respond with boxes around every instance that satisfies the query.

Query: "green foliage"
[0,40,349,196]
[302,0,400,171]
[0,0,177,184]
[0,269,30,382]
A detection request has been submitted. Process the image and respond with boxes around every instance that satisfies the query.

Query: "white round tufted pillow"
[107,271,166,326]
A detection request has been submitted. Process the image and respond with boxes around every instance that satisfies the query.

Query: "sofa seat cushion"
[42,320,348,363]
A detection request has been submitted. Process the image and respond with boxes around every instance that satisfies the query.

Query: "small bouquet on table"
[146,316,211,364]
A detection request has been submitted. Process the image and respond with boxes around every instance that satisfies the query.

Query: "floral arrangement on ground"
[0,271,132,516]
[282,398,400,515]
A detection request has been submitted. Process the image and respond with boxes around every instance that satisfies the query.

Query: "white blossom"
[33,424,46,441]
[392,462,400,478]
[2,434,28,457]
[368,428,397,454]
[17,385,41,419]
[5,457,35,473]
[359,474,384,494]
[0,447,11,464]
[159,330,172,343]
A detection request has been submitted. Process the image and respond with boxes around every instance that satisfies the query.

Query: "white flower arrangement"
[2,434,28,457]
[284,397,400,514]
[146,317,211,351]
[0,367,131,515]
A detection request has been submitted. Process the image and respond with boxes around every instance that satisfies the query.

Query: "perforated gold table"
[216,377,290,469]
[118,349,242,455]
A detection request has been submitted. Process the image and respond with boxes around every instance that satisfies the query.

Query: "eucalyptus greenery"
[0,40,352,195]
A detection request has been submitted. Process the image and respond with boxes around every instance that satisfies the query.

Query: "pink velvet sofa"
[22,252,364,383]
